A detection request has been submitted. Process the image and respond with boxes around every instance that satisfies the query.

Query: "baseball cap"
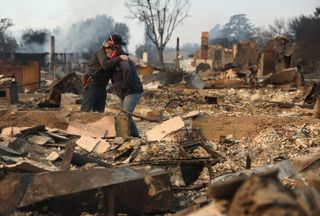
[108,34,127,46]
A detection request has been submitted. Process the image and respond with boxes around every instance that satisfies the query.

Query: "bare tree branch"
[126,0,190,68]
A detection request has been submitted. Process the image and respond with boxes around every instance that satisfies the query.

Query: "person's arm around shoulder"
[96,48,128,70]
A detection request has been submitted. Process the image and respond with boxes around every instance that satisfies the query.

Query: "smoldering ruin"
[1,12,320,216]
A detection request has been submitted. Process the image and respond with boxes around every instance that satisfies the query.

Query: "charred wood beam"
[0,168,173,215]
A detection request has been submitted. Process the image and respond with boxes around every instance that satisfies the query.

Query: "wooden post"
[176,37,180,70]
[50,36,55,80]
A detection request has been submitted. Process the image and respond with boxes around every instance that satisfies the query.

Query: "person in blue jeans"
[105,43,143,137]
[80,34,128,112]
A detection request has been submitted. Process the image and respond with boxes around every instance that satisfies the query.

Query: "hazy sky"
[1,0,319,52]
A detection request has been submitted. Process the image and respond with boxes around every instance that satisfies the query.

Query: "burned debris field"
[1,2,320,215]
[1,54,320,215]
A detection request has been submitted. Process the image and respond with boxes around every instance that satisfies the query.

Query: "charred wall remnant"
[259,35,293,77]
[194,44,234,71]
[233,41,259,72]
[0,53,46,92]
[0,79,18,104]
[38,72,82,107]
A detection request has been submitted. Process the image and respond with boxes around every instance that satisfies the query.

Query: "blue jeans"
[121,93,142,137]
[80,82,106,113]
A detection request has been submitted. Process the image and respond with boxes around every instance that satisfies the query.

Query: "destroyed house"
[233,41,259,72]
[258,36,293,78]
[193,44,234,71]
[0,52,47,93]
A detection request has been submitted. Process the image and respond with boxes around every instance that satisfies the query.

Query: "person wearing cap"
[107,35,144,137]
[80,34,128,112]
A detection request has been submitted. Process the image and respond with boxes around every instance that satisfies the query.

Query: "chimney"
[200,32,209,59]
[176,37,180,70]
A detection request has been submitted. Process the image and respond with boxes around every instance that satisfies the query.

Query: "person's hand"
[119,55,129,61]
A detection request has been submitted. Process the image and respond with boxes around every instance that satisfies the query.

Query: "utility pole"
[50,35,55,80]
[176,37,180,70]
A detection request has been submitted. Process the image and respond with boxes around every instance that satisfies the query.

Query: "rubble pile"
[1,75,320,215]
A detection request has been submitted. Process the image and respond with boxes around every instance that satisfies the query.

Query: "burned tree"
[0,18,17,53]
[126,0,190,68]
[289,7,320,73]
[269,17,290,36]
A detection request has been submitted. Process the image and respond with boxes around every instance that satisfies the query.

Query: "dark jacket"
[111,60,143,99]
[87,47,122,86]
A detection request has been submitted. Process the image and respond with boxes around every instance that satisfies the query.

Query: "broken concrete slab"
[182,111,201,119]
[76,135,100,152]
[67,116,116,138]
[46,151,60,161]
[92,139,110,154]
[28,135,54,145]
[87,116,116,137]
[0,167,173,215]
[1,127,28,137]
[146,116,185,141]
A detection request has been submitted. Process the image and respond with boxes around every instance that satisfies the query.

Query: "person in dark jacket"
[107,43,143,137]
[80,35,128,112]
